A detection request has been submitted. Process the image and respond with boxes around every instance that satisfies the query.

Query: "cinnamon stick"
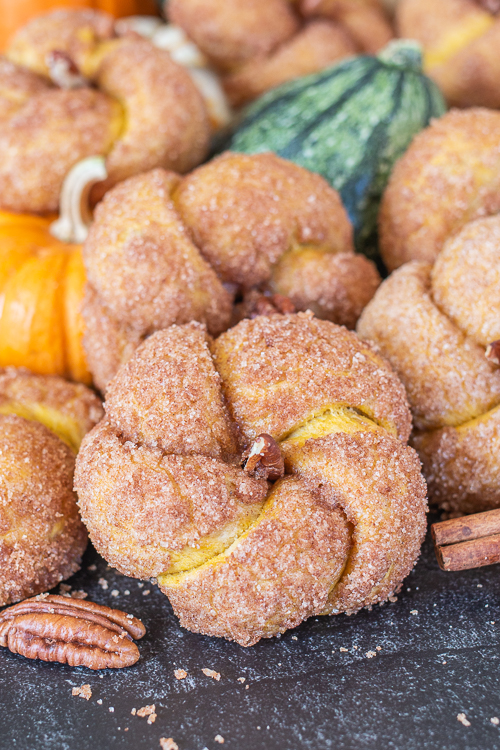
[431,509,500,571]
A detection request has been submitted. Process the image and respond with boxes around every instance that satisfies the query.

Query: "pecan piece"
[0,594,145,670]
[486,340,500,365]
[242,434,285,481]
[46,50,89,89]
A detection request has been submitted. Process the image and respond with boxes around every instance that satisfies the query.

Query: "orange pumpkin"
[0,0,159,52]
[0,211,90,384]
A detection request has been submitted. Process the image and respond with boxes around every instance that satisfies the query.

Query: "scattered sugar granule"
[109,707,114,713]
[202,668,221,681]
[245,685,249,690]
[477,584,483,588]
[376,646,382,651]
[366,651,377,659]
[457,713,471,727]
[291,636,298,641]
[340,647,348,653]
[442,661,447,665]
[137,703,156,724]
[160,739,178,750]
[111,590,119,598]
[388,596,398,603]
[60,584,72,595]
[137,582,144,588]
[97,700,103,705]
[148,713,157,724]
[71,590,88,599]
[98,578,109,590]
[131,708,137,716]
[174,669,187,680]
[410,610,418,615]
[491,718,499,725]
[215,735,224,744]
[72,684,92,700]
[143,590,150,596]
[237,677,245,683]
[87,564,97,572]
[124,590,130,596]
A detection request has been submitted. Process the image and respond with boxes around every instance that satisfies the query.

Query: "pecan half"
[486,340,500,365]
[0,594,145,670]
[242,434,285,481]
[46,50,89,89]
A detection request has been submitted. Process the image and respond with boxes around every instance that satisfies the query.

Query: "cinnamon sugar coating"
[83,169,232,339]
[282,430,427,615]
[76,314,427,645]
[174,152,354,288]
[105,325,239,460]
[168,0,299,72]
[0,58,51,122]
[0,87,120,214]
[302,0,393,53]
[379,109,500,270]
[1,10,210,213]
[431,216,500,347]
[223,20,357,108]
[81,287,144,397]
[358,222,500,512]
[213,313,411,442]
[357,262,500,431]
[269,249,381,328]
[75,420,267,580]
[0,415,87,607]
[413,406,500,515]
[83,154,375,392]
[397,0,500,109]
[162,477,352,646]
[0,367,103,452]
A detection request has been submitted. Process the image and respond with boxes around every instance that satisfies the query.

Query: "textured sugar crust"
[75,314,427,645]
[282,430,427,615]
[432,215,500,347]
[301,0,394,54]
[397,0,500,109]
[104,324,239,460]
[0,367,103,450]
[223,19,357,107]
[1,10,210,213]
[168,0,299,72]
[358,222,500,512]
[0,415,87,607]
[81,286,144,396]
[6,9,116,76]
[173,152,354,288]
[270,250,380,329]
[75,420,267,580]
[0,84,119,214]
[83,169,232,338]
[163,477,352,647]
[0,58,51,122]
[413,405,500,515]
[82,154,373,392]
[379,108,500,271]
[357,262,500,431]
[213,312,412,443]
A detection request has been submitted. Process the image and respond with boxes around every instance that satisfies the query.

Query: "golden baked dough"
[0,9,210,213]
[379,108,500,271]
[397,0,500,108]
[168,0,392,106]
[0,368,103,606]
[75,313,427,646]
[83,153,380,392]
[358,215,500,513]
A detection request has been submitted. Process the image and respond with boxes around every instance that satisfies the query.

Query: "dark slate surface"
[1,516,500,750]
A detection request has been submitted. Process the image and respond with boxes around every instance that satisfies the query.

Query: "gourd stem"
[377,39,423,72]
[50,156,107,244]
